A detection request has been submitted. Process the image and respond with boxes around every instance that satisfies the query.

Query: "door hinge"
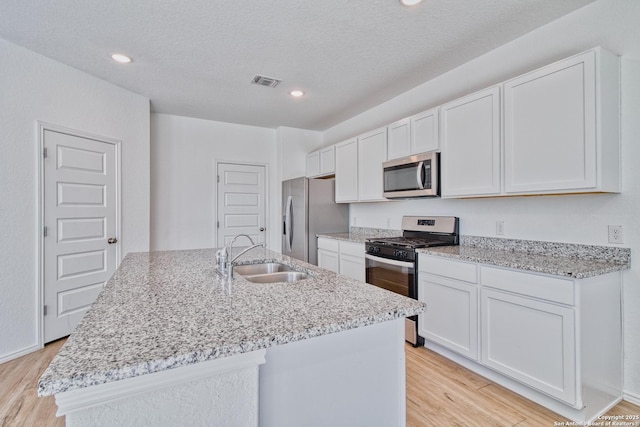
[43,147,48,158]
[217,221,220,229]
[43,226,48,237]
[217,175,220,183]
[43,305,48,316]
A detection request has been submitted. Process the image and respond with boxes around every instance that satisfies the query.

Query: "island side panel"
[259,318,406,427]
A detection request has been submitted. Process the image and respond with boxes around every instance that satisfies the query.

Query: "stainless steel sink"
[242,271,309,283]
[233,262,295,276]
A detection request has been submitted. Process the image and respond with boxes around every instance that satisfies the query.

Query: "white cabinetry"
[306,151,320,177]
[319,146,335,176]
[338,241,366,282]
[418,253,622,422]
[481,288,576,403]
[503,48,620,194]
[306,145,336,178]
[411,107,439,154]
[335,138,358,202]
[419,273,478,360]
[317,237,340,273]
[387,108,439,161]
[335,128,387,203]
[317,238,365,281]
[387,118,411,160]
[440,86,501,197]
[357,127,387,202]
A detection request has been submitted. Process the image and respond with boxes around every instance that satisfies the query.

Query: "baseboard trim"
[623,391,640,406]
[0,344,41,365]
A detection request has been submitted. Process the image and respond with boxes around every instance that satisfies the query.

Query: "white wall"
[150,114,278,251]
[0,39,150,362]
[323,0,640,401]
[276,126,323,181]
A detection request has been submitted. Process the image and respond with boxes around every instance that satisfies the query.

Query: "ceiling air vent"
[251,75,281,88]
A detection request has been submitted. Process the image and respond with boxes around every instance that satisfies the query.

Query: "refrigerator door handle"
[285,195,293,252]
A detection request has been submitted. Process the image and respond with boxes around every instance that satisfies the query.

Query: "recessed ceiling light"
[111,53,132,64]
[290,90,304,98]
[400,0,423,6]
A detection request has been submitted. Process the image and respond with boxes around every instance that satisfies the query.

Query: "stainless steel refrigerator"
[282,177,349,265]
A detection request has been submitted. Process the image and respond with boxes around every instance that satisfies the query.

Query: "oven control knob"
[368,246,380,254]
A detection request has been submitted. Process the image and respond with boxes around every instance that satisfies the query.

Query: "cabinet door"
[481,289,576,405]
[418,273,478,360]
[387,118,411,160]
[411,107,439,154]
[357,127,388,201]
[306,151,320,178]
[335,138,358,202]
[339,253,365,282]
[504,51,596,193]
[318,249,339,273]
[441,86,501,197]
[319,146,335,175]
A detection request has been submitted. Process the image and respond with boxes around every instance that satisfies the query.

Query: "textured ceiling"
[0,0,595,130]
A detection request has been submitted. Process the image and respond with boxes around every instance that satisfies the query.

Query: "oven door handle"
[365,254,414,268]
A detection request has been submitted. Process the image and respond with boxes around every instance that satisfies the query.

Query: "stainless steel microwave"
[383,152,439,198]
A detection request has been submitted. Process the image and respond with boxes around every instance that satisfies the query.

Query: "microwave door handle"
[416,161,425,189]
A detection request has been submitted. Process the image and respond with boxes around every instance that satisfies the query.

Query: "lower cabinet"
[481,288,576,404]
[418,253,622,422]
[419,273,478,360]
[317,238,365,282]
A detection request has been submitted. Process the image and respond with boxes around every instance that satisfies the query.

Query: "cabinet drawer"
[480,266,574,305]
[339,241,364,257]
[317,238,340,252]
[419,255,477,283]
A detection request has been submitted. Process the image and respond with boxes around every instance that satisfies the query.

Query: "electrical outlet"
[496,221,505,236]
[608,225,623,244]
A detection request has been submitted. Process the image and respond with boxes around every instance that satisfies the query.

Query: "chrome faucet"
[221,234,266,281]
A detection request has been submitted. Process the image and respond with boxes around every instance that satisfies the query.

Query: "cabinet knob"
[108,237,118,244]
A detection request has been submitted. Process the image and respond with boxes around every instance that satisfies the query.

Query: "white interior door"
[43,128,118,343]
[217,163,266,247]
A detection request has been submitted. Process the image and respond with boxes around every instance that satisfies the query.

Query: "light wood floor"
[1,339,638,426]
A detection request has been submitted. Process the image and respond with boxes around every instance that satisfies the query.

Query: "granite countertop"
[418,243,630,279]
[38,248,425,396]
[318,227,402,244]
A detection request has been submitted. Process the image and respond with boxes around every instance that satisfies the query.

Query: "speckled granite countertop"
[318,226,402,244]
[38,248,424,396]
[418,236,630,279]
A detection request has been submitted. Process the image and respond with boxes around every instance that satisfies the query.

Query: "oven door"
[365,254,415,298]
[365,254,422,346]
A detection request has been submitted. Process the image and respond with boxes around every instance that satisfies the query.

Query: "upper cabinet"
[503,48,620,195]
[387,117,411,160]
[306,145,336,178]
[306,150,320,177]
[441,86,501,198]
[387,107,439,161]
[328,47,620,201]
[357,127,388,202]
[335,128,388,203]
[411,107,439,154]
[335,138,359,202]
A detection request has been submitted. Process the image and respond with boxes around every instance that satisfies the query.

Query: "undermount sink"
[242,271,309,283]
[233,262,295,276]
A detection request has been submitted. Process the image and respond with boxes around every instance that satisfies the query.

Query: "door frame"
[214,159,270,249]
[36,121,122,348]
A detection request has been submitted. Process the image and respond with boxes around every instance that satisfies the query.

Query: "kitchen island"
[38,247,425,427]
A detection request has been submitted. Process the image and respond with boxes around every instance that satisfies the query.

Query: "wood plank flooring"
[1,339,638,426]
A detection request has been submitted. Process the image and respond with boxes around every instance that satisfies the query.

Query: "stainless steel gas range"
[365,216,459,346]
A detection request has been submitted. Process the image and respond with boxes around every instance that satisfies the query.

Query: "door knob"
[108,237,118,244]
[259,227,265,232]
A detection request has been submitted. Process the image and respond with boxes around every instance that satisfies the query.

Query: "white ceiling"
[0,0,596,130]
